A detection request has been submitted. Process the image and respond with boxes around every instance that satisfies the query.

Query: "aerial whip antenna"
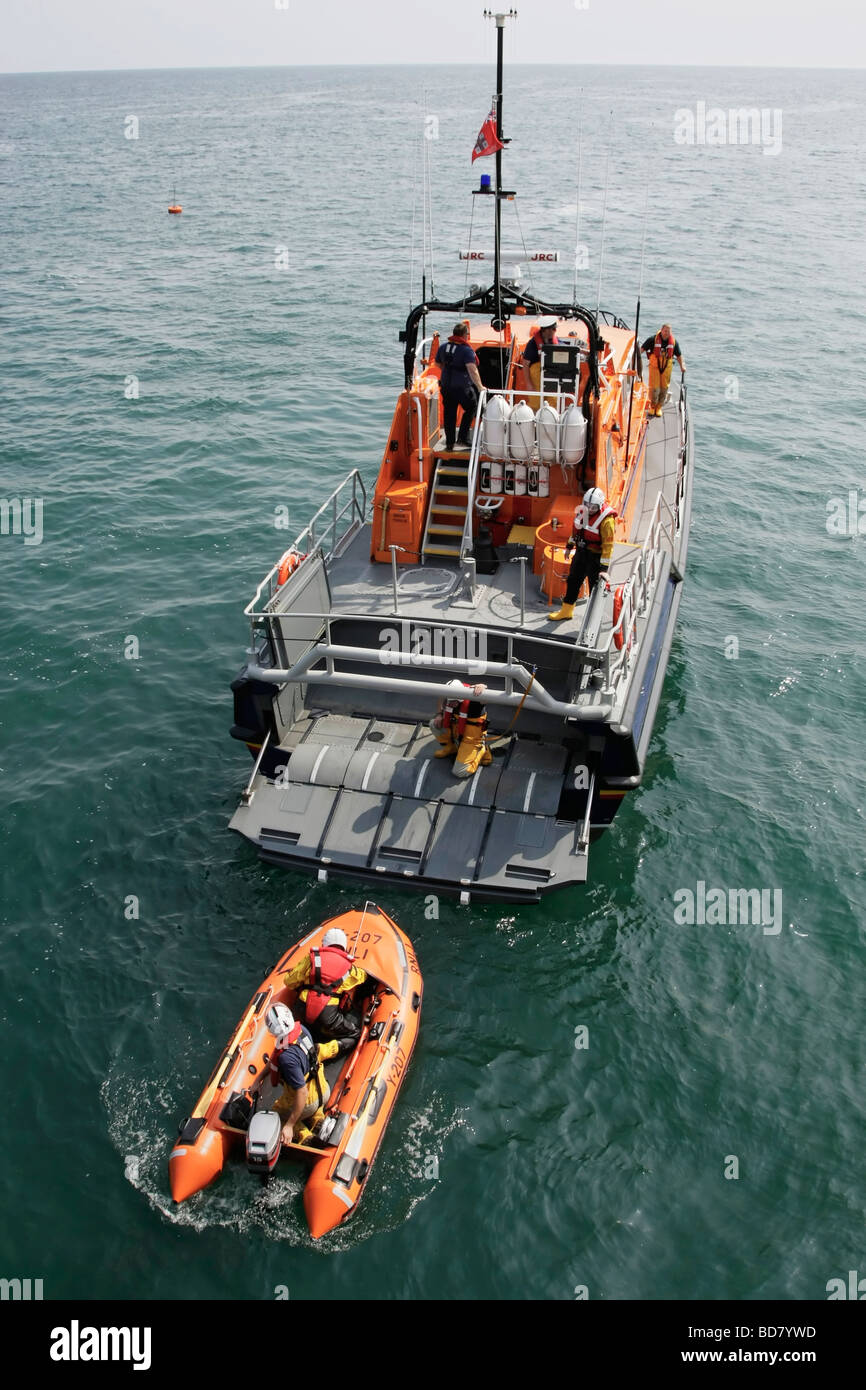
[571,92,584,305]
[595,113,613,319]
[623,176,651,469]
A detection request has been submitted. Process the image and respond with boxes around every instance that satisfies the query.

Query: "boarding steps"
[421,449,471,560]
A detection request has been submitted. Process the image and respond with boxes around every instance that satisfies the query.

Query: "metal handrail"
[595,487,677,693]
[246,606,612,660]
[412,394,425,483]
[245,470,367,616]
[240,727,272,805]
[245,646,612,722]
[578,769,596,853]
[412,336,436,383]
[457,391,487,563]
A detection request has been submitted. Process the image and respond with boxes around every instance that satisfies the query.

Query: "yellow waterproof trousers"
[648,358,673,411]
[452,722,493,779]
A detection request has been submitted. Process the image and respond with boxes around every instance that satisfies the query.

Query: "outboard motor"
[246,1110,282,1179]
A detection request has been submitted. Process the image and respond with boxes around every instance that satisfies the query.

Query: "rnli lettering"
[353,930,382,961]
[387,1047,407,1086]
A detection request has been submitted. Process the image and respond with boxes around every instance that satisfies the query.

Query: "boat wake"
[102,1068,461,1247]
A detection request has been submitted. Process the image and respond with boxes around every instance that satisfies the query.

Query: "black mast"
[401,6,611,393]
[485,9,516,330]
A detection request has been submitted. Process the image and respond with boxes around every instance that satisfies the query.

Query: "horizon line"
[2,59,865,76]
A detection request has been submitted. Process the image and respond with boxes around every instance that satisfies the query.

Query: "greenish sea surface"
[1,63,864,1300]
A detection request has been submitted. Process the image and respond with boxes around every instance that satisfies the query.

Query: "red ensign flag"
[471,104,503,162]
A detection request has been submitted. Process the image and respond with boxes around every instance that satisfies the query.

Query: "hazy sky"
[3,0,865,73]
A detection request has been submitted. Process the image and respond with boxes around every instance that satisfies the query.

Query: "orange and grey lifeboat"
[168,904,422,1238]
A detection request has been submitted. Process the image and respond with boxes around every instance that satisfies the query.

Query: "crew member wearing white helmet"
[281,926,367,1045]
[520,316,560,402]
[549,487,617,621]
[430,679,492,778]
[266,1002,353,1146]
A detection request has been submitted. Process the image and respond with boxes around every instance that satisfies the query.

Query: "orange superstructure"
[169,904,422,1238]
[371,312,651,569]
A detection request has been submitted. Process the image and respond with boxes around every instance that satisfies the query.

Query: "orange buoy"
[277,549,304,585]
[168,204,182,214]
[613,584,631,651]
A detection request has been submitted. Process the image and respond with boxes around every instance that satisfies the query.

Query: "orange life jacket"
[572,504,617,552]
[441,698,472,738]
[527,327,562,369]
[652,332,676,366]
[303,945,353,1023]
[441,694,486,739]
[531,327,560,350]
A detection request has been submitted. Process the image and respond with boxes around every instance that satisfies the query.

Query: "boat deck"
[231,707,588,902]
[323,406,682,638]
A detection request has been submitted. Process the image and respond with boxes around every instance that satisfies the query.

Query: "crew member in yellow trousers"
[550,488,616,621]
[430,680,492,778]
[266,1003,352,1145]
[641,324,686,416]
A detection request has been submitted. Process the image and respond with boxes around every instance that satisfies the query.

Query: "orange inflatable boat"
[169,904,422,1238]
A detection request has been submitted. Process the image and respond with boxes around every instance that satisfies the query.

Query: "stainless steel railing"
[245,470,367,616]
[597,487,677,693]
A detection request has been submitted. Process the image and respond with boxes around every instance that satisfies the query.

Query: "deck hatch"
[376,846,423,865]
[260,827,301,846]
[504,864,553,883]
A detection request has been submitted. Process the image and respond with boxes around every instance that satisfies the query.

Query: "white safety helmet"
[583,487,605,514]
[538,315,558,330]
[266,1003,294,1042]
[322,927,347,950]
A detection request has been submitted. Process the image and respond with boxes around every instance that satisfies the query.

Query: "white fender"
[488,459,504,494]
[560,403,587,465]
[482,395,511,461]
[536,403,559,463]
[513,461,527,496]
[538,464,550,498]
[504,461,515,494]
[508,401,536,461]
